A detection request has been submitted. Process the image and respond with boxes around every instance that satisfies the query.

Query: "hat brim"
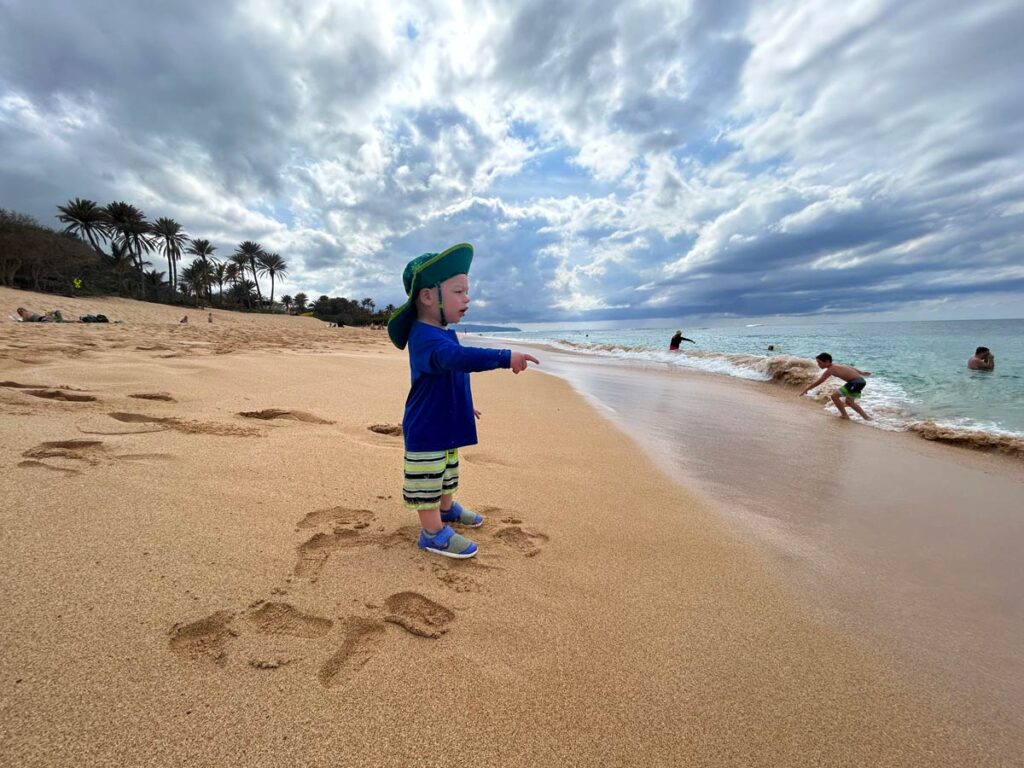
[387,298,417,350]
[387,243,474,350]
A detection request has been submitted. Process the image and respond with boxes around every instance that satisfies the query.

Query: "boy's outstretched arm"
[800,370,831,396]
[424,336,539,374]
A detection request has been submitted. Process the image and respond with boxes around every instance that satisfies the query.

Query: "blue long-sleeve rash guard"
[403,321,512,452]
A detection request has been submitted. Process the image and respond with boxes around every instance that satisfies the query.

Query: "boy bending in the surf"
[799,353,872,421]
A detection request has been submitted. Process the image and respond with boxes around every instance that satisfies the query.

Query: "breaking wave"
[483,334,1024,461]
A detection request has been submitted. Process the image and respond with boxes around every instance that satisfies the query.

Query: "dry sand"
[0,286,1014,766]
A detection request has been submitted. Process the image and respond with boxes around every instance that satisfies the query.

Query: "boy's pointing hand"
[510,352,540,373]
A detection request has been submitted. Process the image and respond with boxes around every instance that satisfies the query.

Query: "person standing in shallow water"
[968,347,995,371]
[669,329,695,351]
[800,352,872,421]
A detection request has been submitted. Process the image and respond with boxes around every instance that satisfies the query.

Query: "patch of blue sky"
[252,198,295,227]
[674,132,742,167]
[404,21,418,40]
[489,146,616,202]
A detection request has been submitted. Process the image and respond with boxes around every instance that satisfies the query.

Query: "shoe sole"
[422,545,477,559]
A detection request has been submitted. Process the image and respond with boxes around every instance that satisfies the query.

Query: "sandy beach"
[1,286,1020,767]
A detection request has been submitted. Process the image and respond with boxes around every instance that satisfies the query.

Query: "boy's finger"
[526,354,540,364]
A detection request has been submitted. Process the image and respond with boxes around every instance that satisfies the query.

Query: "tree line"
[0,199,395,325]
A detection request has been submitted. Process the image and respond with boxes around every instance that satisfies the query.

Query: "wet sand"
[489,340,1024,756]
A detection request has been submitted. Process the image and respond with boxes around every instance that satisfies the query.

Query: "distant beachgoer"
[179,315,188,324]
[207,312,214,323]
[16,307,45,322]
[669,330,695,351]
[387,242,539,559]
[799,352,872,421]
[15,307,65,322]
[968,346,994,371]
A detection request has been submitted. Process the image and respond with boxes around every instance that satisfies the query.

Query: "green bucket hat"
[387,243,474,349]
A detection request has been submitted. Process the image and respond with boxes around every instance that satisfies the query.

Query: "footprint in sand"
[1,381,89,392]
[25,389,97,402]
[294,529,366,577]
[22,439,104,465]
[368,423,402,437]
[130,392,176,402]
[431,562,485,593]
[169,611,237,666]
[296,506,375,530]
[383,591,455,639]
[107,411,260,437]
[292,506,419,577]
[491,521,549,558]
[246,601,333,638]
[238,409,334,424]
[318,618,387,687]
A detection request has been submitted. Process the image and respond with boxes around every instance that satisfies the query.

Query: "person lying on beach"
[387,242,539,559]
[968,346,995,371]
[799,353,872,421]
[669,330,695,350]
[15,307,65,322]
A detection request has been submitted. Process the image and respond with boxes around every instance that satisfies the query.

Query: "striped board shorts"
[403,449,459,509]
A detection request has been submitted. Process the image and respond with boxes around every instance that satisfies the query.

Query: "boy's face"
[416,273,470,325]
[439,274,470,324]
[816,359,829,369]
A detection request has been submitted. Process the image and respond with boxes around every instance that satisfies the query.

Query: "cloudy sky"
[1,0,1021,326]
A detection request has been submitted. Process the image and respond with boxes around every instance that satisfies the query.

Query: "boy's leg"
[846,397,871,420]
[417,508,443,534]
[438,493,453,516]
[404,449,477,558]
[830,392,850,418]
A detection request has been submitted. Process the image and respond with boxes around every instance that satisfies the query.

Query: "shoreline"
[1,287,1021,765]
[468,332,1024,459]
[469,336,1024,748]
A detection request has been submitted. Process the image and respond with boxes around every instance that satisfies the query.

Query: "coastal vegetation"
[0,200,393,326]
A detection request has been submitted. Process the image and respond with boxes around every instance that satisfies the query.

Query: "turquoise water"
[477,319,1024,438]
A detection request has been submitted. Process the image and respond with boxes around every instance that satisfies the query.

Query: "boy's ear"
[416,286,435,306]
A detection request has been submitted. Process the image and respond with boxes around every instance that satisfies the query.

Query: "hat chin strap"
[436,285,448,326]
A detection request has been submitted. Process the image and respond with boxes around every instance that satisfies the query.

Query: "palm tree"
[186,238,216,303]
[211,260,228,304]
[225,259,242,284]
[152,217,188,298]
[257,252,287,308]
[235,240,265,308]
[179,261,208,306]
[56,198,108,256]
[143,269,167,301]
[230,278,256,309]
[102,240,139,295]
[103,201,152,296]
[293,292,308,312]
[281,295,293,314]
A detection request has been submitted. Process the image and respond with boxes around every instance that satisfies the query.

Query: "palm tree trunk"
[250,260,264,308]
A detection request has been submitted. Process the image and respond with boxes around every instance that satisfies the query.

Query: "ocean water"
[475,319,1024,440]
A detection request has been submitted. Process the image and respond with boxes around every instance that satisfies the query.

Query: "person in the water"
[799,353,872,421]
